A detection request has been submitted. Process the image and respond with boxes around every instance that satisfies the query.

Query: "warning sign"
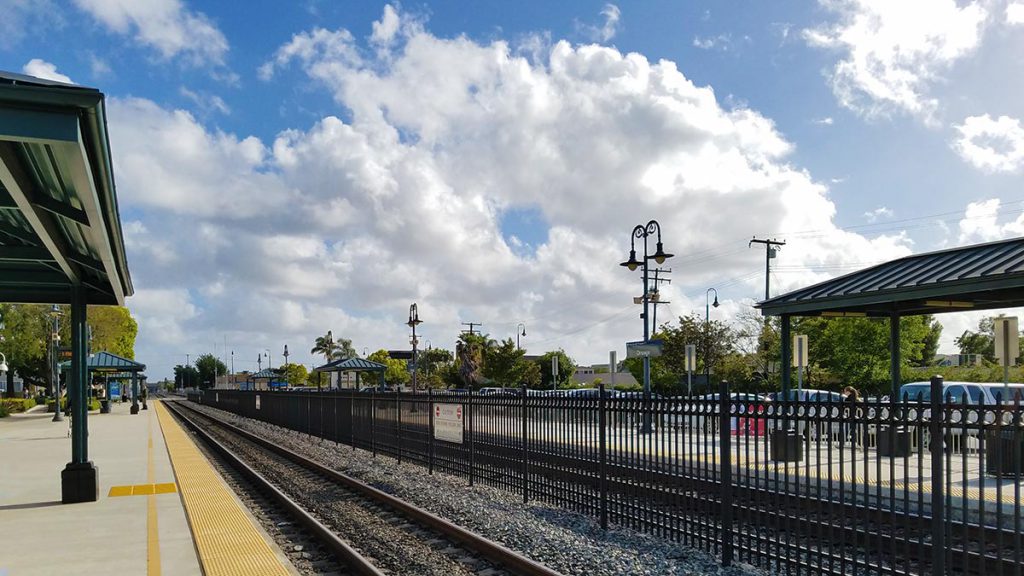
[433,403,463,444]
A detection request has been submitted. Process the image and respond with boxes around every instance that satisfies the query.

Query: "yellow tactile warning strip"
[155,402,292,576]
[148,409,161,576]
[109,483,178,497]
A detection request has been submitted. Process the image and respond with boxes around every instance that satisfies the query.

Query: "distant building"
[935,354,982,367]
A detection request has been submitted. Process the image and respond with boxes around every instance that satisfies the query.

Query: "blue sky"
[4,1,1024,379]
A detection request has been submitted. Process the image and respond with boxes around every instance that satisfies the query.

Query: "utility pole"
[461,322,482,336]
[749,237,786,300]
[649,268,672,330]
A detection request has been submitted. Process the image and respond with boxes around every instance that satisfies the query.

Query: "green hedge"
[0,398,36,417]
[45,398,101,412]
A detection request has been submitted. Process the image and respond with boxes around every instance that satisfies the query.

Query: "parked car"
[670,393,769,432]
[766,389,845,439]
[898,381,1024,405]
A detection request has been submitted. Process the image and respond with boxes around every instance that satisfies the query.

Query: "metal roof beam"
[0,220,39,244]
[61,130,124,305]
[0,245,52,260]
[32,194,89,226]
[0,141,79,283]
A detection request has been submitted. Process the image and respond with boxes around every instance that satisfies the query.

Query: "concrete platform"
[0,399,291,576]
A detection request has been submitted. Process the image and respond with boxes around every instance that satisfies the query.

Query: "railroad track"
[165,400,562,576]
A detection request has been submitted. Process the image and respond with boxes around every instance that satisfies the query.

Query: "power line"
[461,322,482,335]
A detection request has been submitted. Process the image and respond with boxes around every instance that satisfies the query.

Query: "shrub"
[0,398,36,415]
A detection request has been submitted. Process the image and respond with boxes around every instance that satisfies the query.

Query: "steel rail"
[170,400,564,576]
[164,401,386,576]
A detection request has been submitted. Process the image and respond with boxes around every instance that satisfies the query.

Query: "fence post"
[469,389,475,487]
[599,383,608,530]
[929,375,945,574]
[396,388,402,464]
[370,389,376,458]
[719,379,734,566]
[522,385,529,503]
[428,388,435,475]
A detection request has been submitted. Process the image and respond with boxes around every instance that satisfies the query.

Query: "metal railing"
[189,375,1023,576]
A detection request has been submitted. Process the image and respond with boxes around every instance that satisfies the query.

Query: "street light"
[516,323,526,350]
[0,352,8,375]
[407,304,422,400]
[620,219,673,434]
[705,288,719,393]
[50,305,63,422]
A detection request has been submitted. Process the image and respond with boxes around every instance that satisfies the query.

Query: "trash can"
[877,426,913,457]
[986,428,1024,476]
[100,399,111,414]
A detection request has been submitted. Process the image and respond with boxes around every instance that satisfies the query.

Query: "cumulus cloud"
[958,198,1024,244]
[179,86,230,115]
[952,114,1024,173]
[117,5,914,378]
[22,58,73,83]
[72,0,229,67]
[804,0,988,124]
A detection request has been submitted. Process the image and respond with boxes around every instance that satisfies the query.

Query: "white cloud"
[22,58,73,83]
[693,34,732,51]
[122,6,915,379]
[804,0,988,124]
[1008,2,1024,25]
[576,3,621,43]
[179,86,230,115]
[957,198,1024,244]
[89,53,112,77]
[813,117,834,126]
[72,0,228,67]
[864,206,893,222]
[953,114,1024,173]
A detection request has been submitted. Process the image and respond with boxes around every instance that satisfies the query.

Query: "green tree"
[456,333,494,388]
[367,349,411,387]
[955,317,995,362]
[482,338,541,388]
[418,347,453,378]
[311,330,356,363]
[281,363,308,387]
[0,304,49,396]
[88,306,138,359]
[174,364,200,389]
[194,353,227,389]
[536,349,576,389]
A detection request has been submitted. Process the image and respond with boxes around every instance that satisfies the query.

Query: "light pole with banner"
[620,220,674,434]
[50,305,63,422]
[993,316,1019,400]
[408,303,422,410]
[793,334,808,396]
[516,323,526,350]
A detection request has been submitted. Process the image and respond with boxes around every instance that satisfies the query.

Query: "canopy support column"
[130,373,139,414]
[890,312,901,399]
[62,284,98,503]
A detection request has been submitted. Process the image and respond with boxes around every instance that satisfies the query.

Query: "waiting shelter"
[247,368,283,391]
[757,236,1024,398]
[313,357,387,389]
[60,351,146,413]
[0,71,134,502]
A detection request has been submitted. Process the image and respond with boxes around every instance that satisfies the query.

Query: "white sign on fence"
[993,316,1019,366]
[433,403,464,444]
[685,344,697,372]
[255,394,261,410]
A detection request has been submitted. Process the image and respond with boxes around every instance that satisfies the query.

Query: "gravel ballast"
[186,401,764,576]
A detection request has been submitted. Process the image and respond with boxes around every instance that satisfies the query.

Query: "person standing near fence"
[842,386,861,445]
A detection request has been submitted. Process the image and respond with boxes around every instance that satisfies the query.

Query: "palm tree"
[311,330,341,363]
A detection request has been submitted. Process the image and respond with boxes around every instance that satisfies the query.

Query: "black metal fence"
[189,376,1023,576]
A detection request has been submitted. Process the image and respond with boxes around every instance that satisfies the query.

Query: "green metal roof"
[757,236,1024,317]
[313,357,387,373]
[0,70,132,305]
[249,368,280,379]
[59,351,145,373]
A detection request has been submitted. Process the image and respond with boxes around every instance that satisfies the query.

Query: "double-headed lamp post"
[50,305,63,422]
[516,323,526,350]
[408,304,422,398]
[705,288,719,392]
[620,220,673,434]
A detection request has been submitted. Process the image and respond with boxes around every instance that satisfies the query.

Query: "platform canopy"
[757,236,1024,318]
[0,71,133,305]
[60,351,145,374]
[249,368,279,380]
[313,357,387,373]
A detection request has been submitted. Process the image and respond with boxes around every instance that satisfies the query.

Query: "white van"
[898,381,1024,405]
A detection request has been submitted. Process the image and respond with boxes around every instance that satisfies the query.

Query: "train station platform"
[0,399,293,576]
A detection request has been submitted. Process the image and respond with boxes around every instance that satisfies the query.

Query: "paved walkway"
[0,399,291,576]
